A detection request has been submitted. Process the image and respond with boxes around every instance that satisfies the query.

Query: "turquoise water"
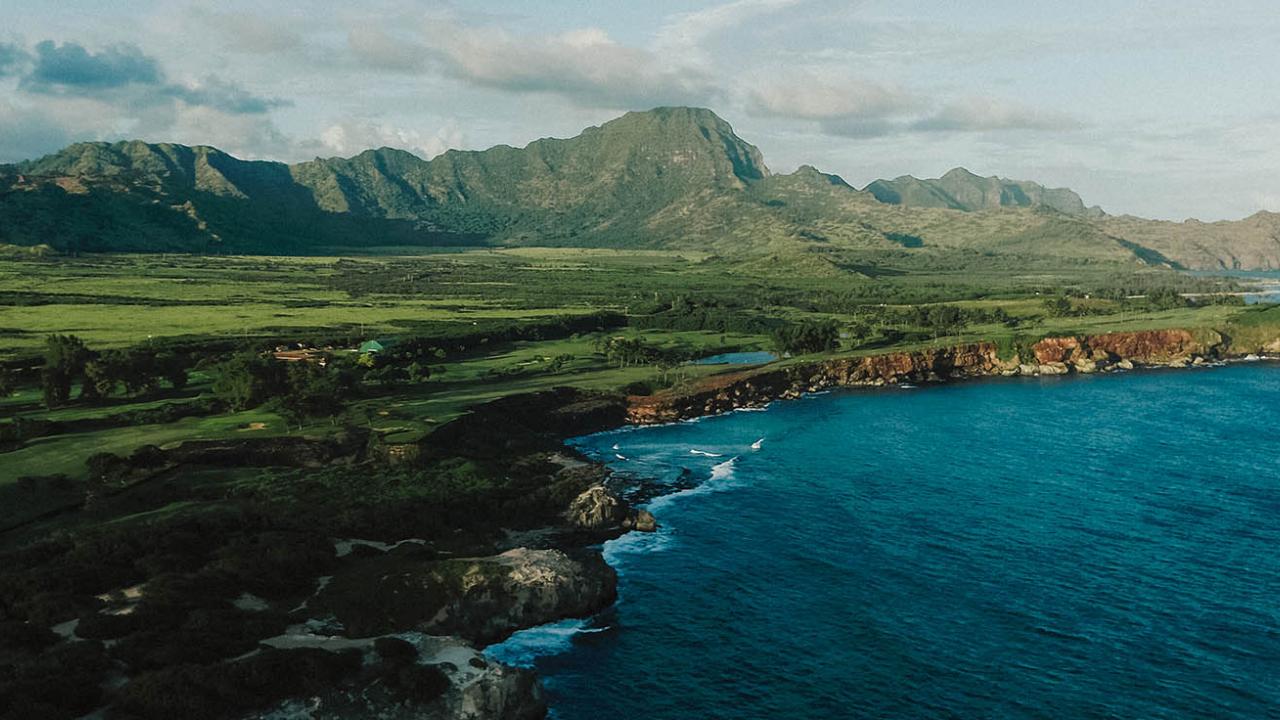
[489,364,1280,718]
[689,351,779,365]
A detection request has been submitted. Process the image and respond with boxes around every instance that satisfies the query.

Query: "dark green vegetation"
[4,107,1280,269]
[3,107,1280,720]
[864,167,1106,217]
[0,250,1275,719]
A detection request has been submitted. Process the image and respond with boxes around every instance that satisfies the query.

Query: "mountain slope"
[1,107,1275,269]
[865,167,1106,218]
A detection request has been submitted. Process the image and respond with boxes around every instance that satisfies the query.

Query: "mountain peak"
[579,106,769,184]
[941,167,984,181]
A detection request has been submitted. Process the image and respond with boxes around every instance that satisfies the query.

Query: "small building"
[359,339,396,354]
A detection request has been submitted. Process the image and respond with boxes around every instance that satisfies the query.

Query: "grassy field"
[0,248,1270,518]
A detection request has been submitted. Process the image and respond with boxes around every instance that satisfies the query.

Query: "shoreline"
[500,328,1280,714]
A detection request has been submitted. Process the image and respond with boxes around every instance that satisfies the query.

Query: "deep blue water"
[489,364,1280,719]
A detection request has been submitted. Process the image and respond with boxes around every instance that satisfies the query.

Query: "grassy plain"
[0,248,1270,502]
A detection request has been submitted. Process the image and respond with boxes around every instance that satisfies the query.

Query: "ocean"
[488,363,1280,719]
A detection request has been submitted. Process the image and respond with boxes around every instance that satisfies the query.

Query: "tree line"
[39,335,194,408]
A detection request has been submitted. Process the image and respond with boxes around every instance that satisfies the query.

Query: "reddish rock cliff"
[628,329,1230,425]
[627,343,1003,424]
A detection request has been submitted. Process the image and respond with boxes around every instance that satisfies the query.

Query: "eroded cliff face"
[627,329,1241,425]
[1077,329,1210,363]
[628,343,1004,424]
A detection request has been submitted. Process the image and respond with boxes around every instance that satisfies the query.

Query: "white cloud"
[347,14,721,110]
[0,99,72,162]
[746,70,921,121]
[196,10,304,55]
[318,118,463,159]
[911,96,1083,134]
[744,69,1080,138]
[347,26,429,73]
[655,0,804,54]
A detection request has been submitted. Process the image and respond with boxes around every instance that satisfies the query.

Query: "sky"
[1,0,1277,221]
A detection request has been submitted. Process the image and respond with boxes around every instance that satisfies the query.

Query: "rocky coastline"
[138,327,1258,720]
[625,328,1280,424]
[370,326,1280,719]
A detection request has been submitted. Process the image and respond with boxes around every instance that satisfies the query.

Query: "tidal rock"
[1037,362,1070,375]
[624,509,657,532]
[1116,359,1135,370]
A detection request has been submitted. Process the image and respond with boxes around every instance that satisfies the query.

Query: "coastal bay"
[499,363,1280,719]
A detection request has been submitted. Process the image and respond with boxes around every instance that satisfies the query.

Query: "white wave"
[614,453,628,461]
[484,618,607,667]
[710,456,737,479]
[898,383,917,389]
[750,437,764,450]
[689,449,722,457]
[602,526,676,565]
[647,456,741,514]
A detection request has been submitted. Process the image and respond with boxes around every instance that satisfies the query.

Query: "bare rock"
[565,484,658,534]
[313,548,617,645]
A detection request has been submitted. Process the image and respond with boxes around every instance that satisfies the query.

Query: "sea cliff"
[414,326,1279,719]
[625,328,1271,425]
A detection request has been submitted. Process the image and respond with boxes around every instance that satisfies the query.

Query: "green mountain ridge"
[2,107,1278,269]
[865,167,1107,218]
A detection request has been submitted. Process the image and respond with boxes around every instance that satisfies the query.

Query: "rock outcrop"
[250,633,545,720]
[564,485,657,533]
[315,547,617,645]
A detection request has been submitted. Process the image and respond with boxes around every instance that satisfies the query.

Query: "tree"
[406,362,432,383]
[771,320,839,355]
[269,363,350,430]
[157,352,191,390]
[212,353,287,411]
[367,365,408,388]
[118,349,160,396]
[83,354,121,401]
[41,334,91,408]
[1043,296,1074,317]
[0,367,15,398]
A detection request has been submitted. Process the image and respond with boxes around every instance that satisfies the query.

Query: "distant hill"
[864,167,1106,218]
[1,107,1277,269]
